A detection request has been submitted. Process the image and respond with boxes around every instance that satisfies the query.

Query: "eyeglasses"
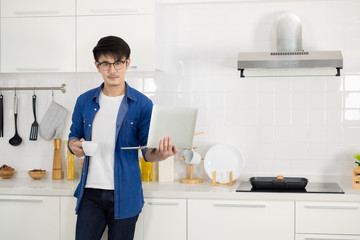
[97,60,127,71]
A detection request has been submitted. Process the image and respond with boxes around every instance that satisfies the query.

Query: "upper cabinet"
[0,0,76,73]
[76,0,155,72]
[1,17,76,73]
[77,15,155,72]
[76,0,155,15]
[1,0,75,17]
[0,0,155,73]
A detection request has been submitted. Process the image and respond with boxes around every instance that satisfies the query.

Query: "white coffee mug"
[184,149,201,165]
[82,141,98,156]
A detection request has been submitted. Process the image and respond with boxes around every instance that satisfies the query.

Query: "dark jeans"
[76,188,139,240]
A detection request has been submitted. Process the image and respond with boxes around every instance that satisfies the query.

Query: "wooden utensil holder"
[211,171,235,187]
[52,139,63,180]
[352,168,360,189]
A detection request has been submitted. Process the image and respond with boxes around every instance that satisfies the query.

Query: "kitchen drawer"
[143,198,186,240]
[188,199,294,240]
[0,195,60,240]
[77,0,154,15]
[296,201,360,235]
[1,0,75,17]
[296,234,360,240]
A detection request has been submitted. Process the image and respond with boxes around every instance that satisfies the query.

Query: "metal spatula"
[29,94,38,140]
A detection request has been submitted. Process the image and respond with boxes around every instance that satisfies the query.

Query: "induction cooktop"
[236,182,344,194]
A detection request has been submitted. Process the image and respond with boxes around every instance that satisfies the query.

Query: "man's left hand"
[145,136,178,162]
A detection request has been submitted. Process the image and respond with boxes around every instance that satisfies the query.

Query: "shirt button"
[131,122,133,125]
[94,108,97,111]
[88,124,91,127]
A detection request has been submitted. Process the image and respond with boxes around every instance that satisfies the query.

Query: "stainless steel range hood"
[237,13,343,78]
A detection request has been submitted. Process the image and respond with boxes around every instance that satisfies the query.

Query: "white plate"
[204,143,244,183]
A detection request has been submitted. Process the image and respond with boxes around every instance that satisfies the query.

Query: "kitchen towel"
[39,101,69,140]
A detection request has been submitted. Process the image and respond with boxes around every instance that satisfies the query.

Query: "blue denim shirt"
[68,82,153,219]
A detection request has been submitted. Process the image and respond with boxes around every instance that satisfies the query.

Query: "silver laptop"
[121,105,198,150]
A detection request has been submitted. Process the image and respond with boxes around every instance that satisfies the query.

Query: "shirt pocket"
[121,120,139,145]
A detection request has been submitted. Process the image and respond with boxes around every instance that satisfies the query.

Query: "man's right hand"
[69,138,86,157]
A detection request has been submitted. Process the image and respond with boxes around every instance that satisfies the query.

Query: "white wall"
[1,0,360,181]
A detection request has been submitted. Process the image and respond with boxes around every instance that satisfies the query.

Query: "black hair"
[92,36,131,62]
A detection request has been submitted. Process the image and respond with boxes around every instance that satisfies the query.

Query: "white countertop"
[1,175,360,202]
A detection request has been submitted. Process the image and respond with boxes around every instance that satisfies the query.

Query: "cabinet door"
[77,15,155,72]
[0,195,60,240]
[60,197,77,240]
[296,201,360,235]
[60,196,144,240]
[143,198,186,240]
[1,17,76,72]
[188,199,294,240]
[296,234,360,240]
[77,0,154,15]
[1,0,75,17]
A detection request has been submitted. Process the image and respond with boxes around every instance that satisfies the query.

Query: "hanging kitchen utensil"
[39,99,69,180]
[29,93,39,140]
[0,91,3,138]
[39,101,69,140]
[9,90,22,146]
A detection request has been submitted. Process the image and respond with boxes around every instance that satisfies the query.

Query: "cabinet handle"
[213,203,266,208]
[305,238,352,240]
[304,205,359,210]
[14,10,60,15]
[147,202,179,206]
[0,199,43,203]
[90,9,138,13]
[16,67,60,71]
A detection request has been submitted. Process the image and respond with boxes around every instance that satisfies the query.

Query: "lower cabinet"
[0,195,60,240]
[60,197,77,240]
[188,199,294,240]
[60,196,144,240]
[142,198,187,240]
[296,201,360,236]
[3,194,360,240]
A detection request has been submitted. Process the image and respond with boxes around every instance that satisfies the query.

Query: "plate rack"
[211,171,235,187]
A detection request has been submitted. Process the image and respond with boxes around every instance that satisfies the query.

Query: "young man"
[68,36,178,240]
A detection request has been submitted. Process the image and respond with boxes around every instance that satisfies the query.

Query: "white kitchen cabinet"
[77,0,154,15]
[1,0,75,17]
[296,201,360,235]
[142,198,186,240]
[76,15,155,72]
[296,234,360,240]
[1,17,76,72]
[188,199,294,240]
[60,196,77,240]
[60,196,144,240]
[0,195,60,240]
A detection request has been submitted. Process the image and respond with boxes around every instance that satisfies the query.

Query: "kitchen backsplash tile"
[1,0,360,180]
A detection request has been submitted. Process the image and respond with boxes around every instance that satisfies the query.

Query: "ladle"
[9,91,22,146]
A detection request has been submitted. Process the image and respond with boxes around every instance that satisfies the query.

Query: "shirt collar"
[91,82,137,103]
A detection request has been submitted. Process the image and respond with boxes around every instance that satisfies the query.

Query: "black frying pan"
[249,177,308,190]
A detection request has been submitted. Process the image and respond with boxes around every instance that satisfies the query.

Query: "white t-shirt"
[85,91,124,190]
